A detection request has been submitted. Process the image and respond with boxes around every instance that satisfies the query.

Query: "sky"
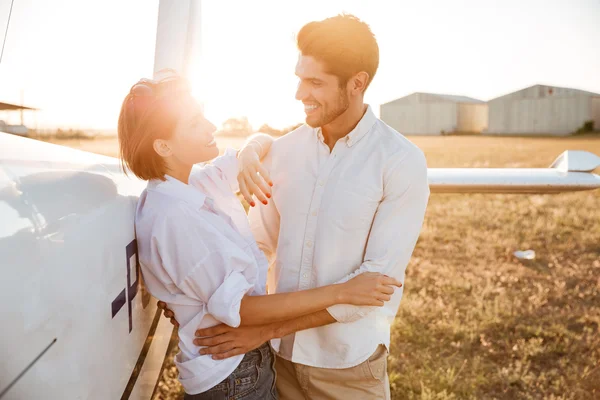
[0,0,599,132]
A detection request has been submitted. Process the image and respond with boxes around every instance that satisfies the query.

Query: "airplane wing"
[428,150,600,193]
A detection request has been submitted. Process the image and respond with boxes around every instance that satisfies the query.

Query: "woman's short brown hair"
[117,84,185,181]
[297,14,379,90]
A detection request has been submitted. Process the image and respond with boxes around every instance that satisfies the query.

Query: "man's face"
[295,55,349,128]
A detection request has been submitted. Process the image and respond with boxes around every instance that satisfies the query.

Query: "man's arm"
[271,309,336,339]
[193,310,336,360]
[326,149,430,324]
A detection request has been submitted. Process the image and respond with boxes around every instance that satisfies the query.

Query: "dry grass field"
[54,134,600,399]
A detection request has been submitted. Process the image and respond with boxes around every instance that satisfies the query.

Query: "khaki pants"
[274,345,391,400]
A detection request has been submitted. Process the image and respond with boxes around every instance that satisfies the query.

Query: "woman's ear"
[153,139,172,157]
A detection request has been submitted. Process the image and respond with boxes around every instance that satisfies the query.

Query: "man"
[171,14,429,399]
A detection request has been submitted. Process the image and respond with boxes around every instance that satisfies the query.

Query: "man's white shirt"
[135,149,269,395]
[248,105,430,368]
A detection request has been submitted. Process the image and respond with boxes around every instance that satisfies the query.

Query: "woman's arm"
[241,133,274,161]
[238,272,402,326]
[237,133,275,206]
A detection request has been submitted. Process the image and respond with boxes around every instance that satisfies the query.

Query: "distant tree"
[256,122,304,136]
[257,124,283,136]
[220,118,304,137]
[221,117,253,137]
[574,120,595,135]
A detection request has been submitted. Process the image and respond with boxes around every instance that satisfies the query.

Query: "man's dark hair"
[297,14,379,90]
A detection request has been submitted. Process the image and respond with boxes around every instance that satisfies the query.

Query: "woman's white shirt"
[135,149,268,395]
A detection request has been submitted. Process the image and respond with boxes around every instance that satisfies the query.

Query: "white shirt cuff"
[327,304,377,323]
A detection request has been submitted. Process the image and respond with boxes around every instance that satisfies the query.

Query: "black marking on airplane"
[126,240,140,332]
[112,239,140,333]
[0,338,57,398]
[120,308,162,400]
[112,289,127,318]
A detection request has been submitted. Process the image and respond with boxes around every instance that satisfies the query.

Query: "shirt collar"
[147,174,207,209]
[314,105,377,148]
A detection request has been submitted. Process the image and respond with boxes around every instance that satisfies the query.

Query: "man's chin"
[305,115,323,128]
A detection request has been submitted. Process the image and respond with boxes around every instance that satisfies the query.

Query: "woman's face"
[166,97,219,166]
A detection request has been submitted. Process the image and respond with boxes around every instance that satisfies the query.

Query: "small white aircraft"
[0,132,174,399]
[1,1,599,399]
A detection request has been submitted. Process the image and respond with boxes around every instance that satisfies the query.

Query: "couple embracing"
[118,14,429,400]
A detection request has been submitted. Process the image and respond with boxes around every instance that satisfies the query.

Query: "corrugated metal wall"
[487,86,593,135]
[380,94,458,135]
[592,97,600,130]
[457,104,488,133]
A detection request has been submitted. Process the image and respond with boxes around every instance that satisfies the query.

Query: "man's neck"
[321,103,368,150]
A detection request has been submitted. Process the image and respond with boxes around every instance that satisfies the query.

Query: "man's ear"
[349,71,370,95]
[153,139,172,157]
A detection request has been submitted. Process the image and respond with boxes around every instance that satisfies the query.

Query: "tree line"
[220,116,303,137]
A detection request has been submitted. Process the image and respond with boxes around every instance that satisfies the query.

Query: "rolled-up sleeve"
[206,270,254,327]
[327,149,430,323]
[156,210,256,327]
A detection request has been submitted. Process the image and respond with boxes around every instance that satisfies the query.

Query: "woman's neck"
[166,162,192,184]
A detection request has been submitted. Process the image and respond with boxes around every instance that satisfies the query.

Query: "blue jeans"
[183,343,278,400]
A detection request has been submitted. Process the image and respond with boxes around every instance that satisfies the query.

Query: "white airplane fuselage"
[0,132,173,399]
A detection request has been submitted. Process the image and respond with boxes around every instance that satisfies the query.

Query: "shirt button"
[306,241,313,248]
[302,273,308,278]
[311,210,317,217]
[318,180,324,186]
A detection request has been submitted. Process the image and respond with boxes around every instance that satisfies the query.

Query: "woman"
[117,72,401,399]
